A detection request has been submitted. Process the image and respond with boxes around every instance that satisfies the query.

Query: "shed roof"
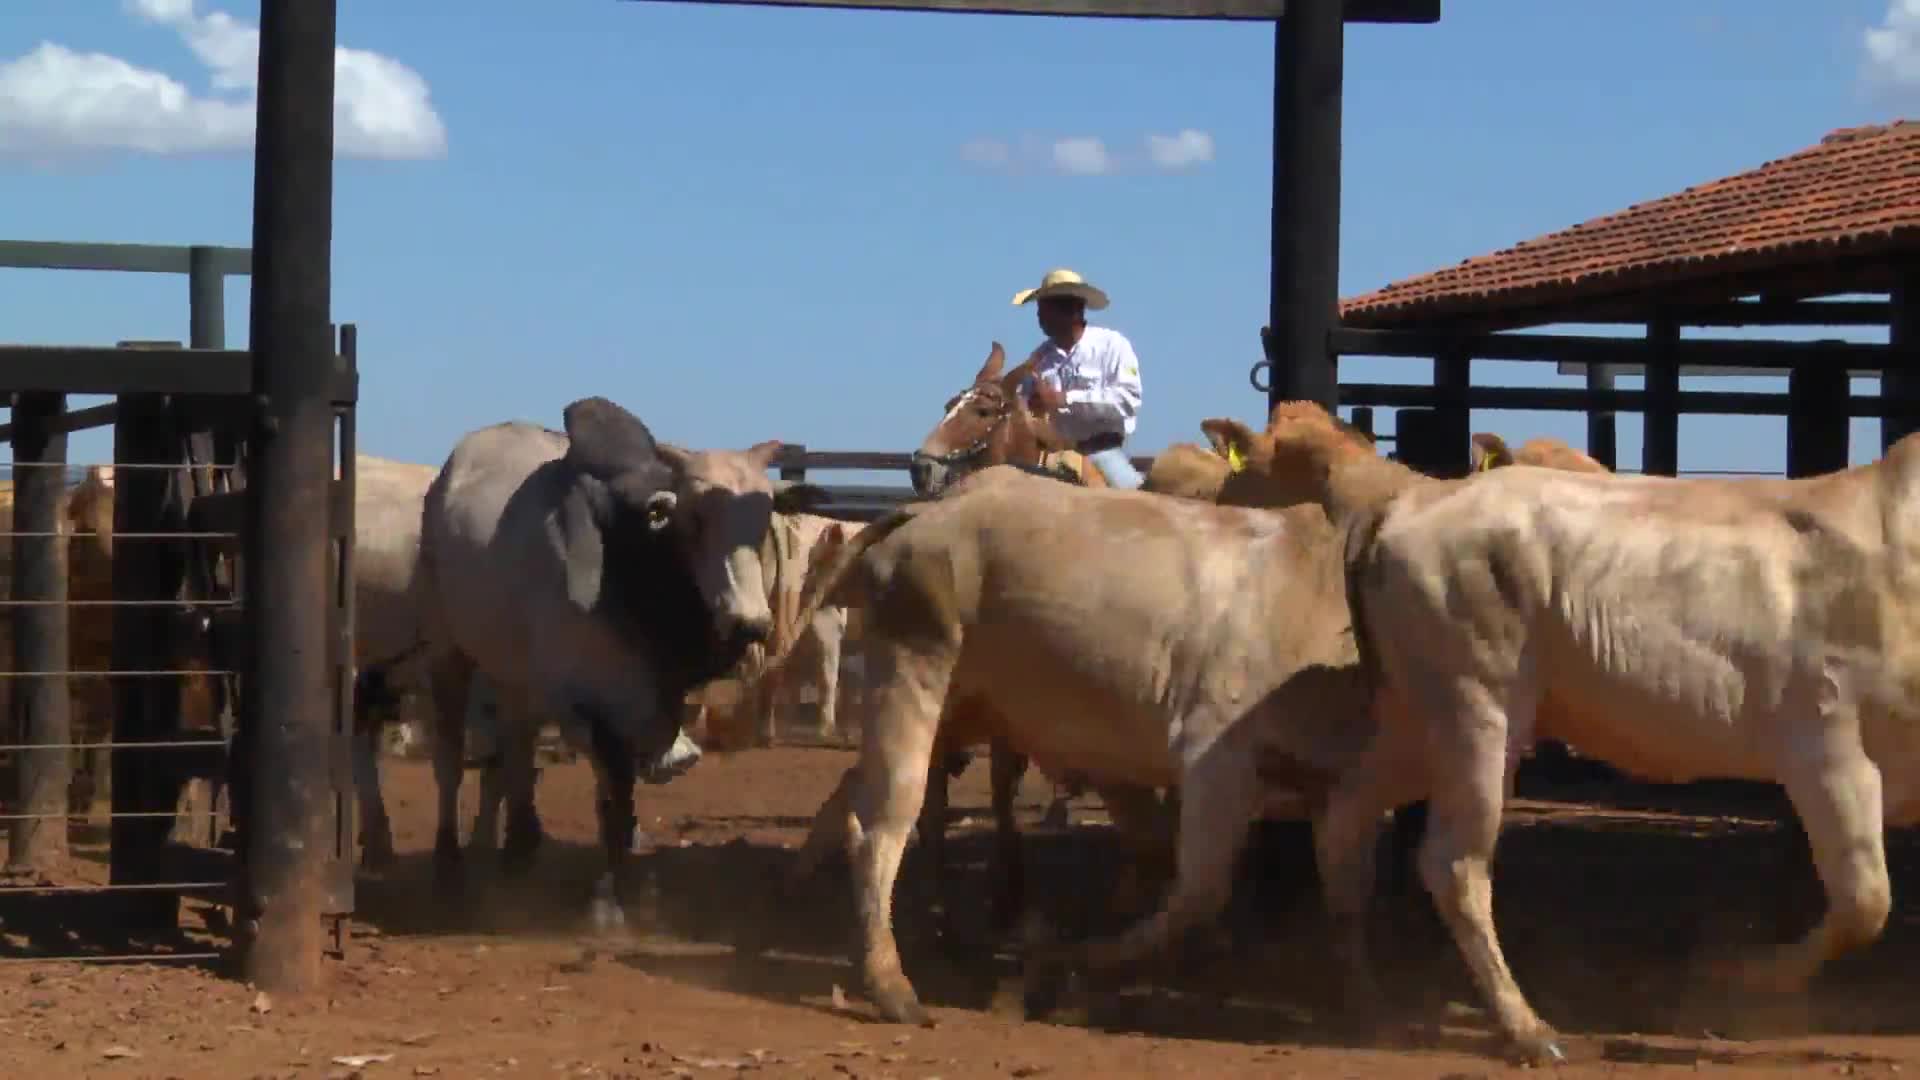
[1339,120,1920,329]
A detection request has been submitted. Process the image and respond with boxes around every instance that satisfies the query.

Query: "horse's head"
[909,342,1067,497]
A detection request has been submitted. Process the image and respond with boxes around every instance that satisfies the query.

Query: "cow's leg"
[1026,731,1260,1017]
[1092,781,1176,920]
[817,626,843,739]
[351,715,396,872]
[1414,676,1561,1065]
[1315,690,1430,1026]
[986,737,1029,934]
[789,762,858,891]
[914,742,952,918]
[849,639,952,1026]
[427,652,475,899]
[586,711,640,933]
[1715,692,1888,995]
[498,694,545,876]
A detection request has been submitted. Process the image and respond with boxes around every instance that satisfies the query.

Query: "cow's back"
[877,470,1330,785]
[354,453,440,662]
[417,422,576,688]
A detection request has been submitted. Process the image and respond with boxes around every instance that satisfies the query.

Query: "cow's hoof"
[588,874,627,935]
[431,843,464,903]
[641,731,703,786]
[361,842,396,874]
[869,983,933,1027]
[1503,1030,1567,1067]
[1020,956,1075,1021]
[1041,800,1071,830]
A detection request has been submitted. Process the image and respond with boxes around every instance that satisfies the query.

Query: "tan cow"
[768,463,1378,1026]
[1468,431,1610,474]
[1207,400,1920,1065]
[689,511,863,750]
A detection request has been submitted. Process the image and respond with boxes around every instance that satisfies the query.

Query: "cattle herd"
[9,339,1920,1066]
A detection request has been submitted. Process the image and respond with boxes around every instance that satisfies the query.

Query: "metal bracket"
[1248,358,1273,394]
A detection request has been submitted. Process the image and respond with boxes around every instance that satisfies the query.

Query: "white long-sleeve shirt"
[1019,325,1143,445]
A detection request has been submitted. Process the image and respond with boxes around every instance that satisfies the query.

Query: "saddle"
[1027,449,1093,486]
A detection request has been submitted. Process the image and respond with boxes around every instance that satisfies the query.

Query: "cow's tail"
[765,502,929,669]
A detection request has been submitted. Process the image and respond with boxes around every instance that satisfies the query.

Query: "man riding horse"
[1009,268,1146,490]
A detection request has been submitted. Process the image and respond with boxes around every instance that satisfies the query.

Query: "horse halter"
[914,384,1012,470]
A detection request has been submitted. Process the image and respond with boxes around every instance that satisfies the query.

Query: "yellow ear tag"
[1226,445,1247,473]
[1475,453,1494,474]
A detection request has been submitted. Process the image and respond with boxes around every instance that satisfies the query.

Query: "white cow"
[1209,400,1920,1064]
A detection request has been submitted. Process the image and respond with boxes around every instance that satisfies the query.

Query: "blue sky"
[3,0,1918,483]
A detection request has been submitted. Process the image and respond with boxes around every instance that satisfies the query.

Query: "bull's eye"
[644,491,677,532]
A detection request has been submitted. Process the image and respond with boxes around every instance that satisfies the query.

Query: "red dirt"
[5,746,1920,1078]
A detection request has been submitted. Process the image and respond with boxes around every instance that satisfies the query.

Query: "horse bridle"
[911,384,1085,488]
[912,386,1012,474]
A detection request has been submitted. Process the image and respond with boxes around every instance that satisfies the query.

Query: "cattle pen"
[18,0,1920,1074]
[0,235,354,982]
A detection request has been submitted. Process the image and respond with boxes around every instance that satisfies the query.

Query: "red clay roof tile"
[1339,120,1920,327]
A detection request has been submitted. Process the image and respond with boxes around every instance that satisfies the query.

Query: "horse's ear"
[974,342,1007,384]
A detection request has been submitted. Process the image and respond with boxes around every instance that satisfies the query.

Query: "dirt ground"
[6,746,1920,1079]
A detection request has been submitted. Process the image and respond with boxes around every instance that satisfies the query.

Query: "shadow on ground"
[342,801,1920,1066]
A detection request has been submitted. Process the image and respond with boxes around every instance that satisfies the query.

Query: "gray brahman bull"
[410,396,826,927]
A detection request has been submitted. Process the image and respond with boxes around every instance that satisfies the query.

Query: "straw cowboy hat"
[1010,267,1110,311]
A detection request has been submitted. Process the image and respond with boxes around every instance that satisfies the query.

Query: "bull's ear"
[744,439,785,472]
[1199,417,1256,466]
[772,481,833,514]
[1469,432,1513,473]
[563,396,659,478]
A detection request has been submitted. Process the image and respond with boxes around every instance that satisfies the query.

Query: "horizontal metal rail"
[0,881,226,895]
[0,670,235,678]
[0,952,226,965]
[0,810,201,822]
[0,739,225,751]
[0,532,240,541]
[4,460,240,471]
[0,599,237,607]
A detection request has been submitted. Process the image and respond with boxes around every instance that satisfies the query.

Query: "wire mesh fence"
[0,457,243,960]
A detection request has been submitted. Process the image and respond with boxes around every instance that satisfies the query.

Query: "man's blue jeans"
[1086,445,1146,490]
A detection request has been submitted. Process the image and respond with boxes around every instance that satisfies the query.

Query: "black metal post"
[240,0,338,994]
[7,392,71,875]
[109,395,186,933]
[1433,349,1471,473]
[1642,319,1680,476]
[1585,363,1618,470]
[1787,363,1851,477]
[1264,0,1344,412]
[1887,268,1920,454]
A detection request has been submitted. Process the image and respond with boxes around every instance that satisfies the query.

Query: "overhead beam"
[1332,327,1891,371]
[1565,299,1891,328]
[620,0,1438,21]
[1556,361,1884,380]
[1338,382,1906,418]
[0,240,252,277]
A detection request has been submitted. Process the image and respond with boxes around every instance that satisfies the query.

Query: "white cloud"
[960,130,1215,177]
[0,0,447,162]
[1051,136,1112,176]
[1145,128,1215,170]
[1864,0,1920,97]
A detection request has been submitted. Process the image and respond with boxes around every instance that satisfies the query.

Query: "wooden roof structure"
[1338,120,1920,332]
